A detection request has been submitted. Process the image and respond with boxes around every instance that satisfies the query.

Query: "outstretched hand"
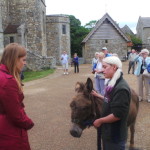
[93,119,103,128]
[139,51,146,56]
[91,90,99,97]
[91,90,104,99]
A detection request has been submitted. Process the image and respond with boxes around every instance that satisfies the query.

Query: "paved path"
[24,63,150,150]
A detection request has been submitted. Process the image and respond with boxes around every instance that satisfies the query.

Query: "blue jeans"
[95,77,105,95]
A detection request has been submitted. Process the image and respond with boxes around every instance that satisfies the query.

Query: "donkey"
[70,78,139,148]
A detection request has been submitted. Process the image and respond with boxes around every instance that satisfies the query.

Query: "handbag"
[96,73,105,79]
[143,69,150,78]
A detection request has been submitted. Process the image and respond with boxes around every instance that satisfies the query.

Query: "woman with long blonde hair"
[0,43,34,150]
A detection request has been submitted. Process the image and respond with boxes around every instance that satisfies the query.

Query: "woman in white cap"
[134,49,150,102]
[92,56,131,150]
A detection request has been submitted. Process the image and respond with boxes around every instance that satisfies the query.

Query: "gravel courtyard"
[24,61,150,150]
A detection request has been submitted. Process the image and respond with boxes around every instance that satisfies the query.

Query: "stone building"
[46,15,70,63]
[0,0,70,70]
[136,16,150,49]
[82,13,130,63]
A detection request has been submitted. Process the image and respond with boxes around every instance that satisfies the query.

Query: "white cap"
[95,52,100,56]
[103,56,122,87]
[103,56,122,69]
[102,47,107,50]
[141,49,149,55]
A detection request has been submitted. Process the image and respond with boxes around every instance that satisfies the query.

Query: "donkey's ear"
[85,78,93,93]
[75,82,85,93]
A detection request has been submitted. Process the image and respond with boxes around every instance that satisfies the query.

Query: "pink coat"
[0,64,34,150]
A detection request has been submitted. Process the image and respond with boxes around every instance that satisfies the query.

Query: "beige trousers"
[137,74,150,100]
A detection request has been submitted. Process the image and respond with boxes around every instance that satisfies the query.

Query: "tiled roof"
[121,25,134,35]
[4,24,20,34]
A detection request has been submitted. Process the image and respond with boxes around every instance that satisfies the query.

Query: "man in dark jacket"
[92,56,131,150]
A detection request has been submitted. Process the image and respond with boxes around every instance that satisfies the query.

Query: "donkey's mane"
[90,94,103,119]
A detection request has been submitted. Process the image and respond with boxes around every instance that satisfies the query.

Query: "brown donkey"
[70,78,139,148]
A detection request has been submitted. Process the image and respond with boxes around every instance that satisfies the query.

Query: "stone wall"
[0,0,8,54]
[0,3,4,54]
[8,0,27,25]
[0,33,4,54]
[82,21,128,63]
[83,39,127,63]
[0,0,9,30]
[0,0,47,57]
[143,28,150,46]
[0,0,71,70]
[27,50,56,71]
[25,0,47,56]
[46,15,70,65]
[136,18,150,49]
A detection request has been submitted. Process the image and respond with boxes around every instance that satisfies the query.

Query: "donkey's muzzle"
[70,124,82,138]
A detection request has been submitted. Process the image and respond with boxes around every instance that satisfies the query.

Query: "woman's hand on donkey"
[91,90,104,99]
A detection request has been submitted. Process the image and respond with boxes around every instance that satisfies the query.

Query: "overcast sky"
[45,0,150,34]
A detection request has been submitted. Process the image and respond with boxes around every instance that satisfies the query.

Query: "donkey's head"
[70,78,102,138]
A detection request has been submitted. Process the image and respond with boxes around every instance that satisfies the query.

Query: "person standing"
[61,51,69,75]
[92,52,99,73]
[101,47,112,57]
[0,43,34,150]
[127,49,131,60]
[101,47,112,86]
[128,49,137,74]
[134,49,150,102]
[73,53,79,73]
[94,52,105,95]
[92,56,131,150]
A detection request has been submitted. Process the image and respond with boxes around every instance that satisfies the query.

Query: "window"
[62,25,66,34]
[105,39,108,43]
[42,11,46,34]
[10,36,14,43]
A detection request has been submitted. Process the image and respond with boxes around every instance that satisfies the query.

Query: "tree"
[69,15,90,57]
[129,34,142,51]
[84,20,97,31]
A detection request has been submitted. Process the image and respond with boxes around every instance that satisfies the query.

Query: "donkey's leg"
[97,127,102,150]
[129,122,135,148]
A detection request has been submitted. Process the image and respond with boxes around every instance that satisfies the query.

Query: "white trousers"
[137,74,150,100]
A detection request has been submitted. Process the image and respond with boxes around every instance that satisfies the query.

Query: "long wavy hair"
[0,43,26,92]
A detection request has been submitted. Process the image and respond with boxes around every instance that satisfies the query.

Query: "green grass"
[23,69,55,82]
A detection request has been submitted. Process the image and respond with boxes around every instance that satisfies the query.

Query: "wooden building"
[82,13,131,63]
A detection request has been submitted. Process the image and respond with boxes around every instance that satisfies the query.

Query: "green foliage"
[127,34,142,51]
[84,20,97,31]
[130,34,142,45]
[69,15,90,57]
[23,69,55,82]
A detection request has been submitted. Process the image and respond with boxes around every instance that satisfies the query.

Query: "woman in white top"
[92,52,99,72]
[61,51,69,75]
[94,52,105,95]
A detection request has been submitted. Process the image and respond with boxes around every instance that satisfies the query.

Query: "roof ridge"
[82,13,130,43]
